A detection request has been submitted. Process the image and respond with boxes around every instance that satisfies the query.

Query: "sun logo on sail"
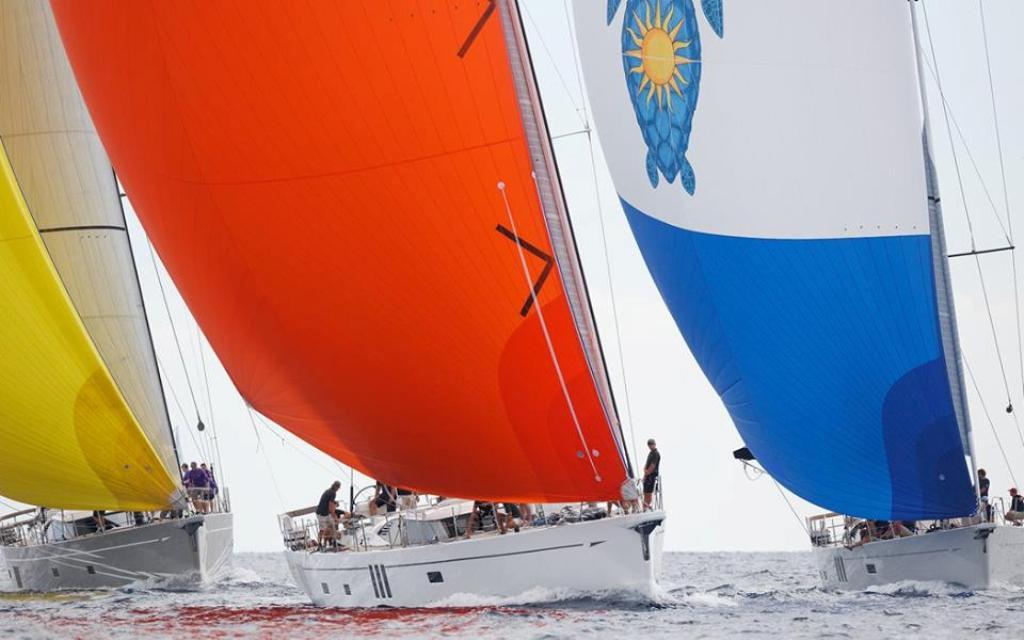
[608,0,723,195]
[625,4,695,110]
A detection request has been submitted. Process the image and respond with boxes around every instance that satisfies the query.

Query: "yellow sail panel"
[0,146,177,511]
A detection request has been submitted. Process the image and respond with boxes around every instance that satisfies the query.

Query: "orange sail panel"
[53,1,627,502]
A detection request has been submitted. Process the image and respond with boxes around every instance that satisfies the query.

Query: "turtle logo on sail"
[607,0,723,195]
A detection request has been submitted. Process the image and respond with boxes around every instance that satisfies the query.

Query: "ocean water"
[2,551,1022,639]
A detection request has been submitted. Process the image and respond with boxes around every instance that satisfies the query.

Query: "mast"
[496,0,635,479]
[909,3,981,512]
[113,174,185,479]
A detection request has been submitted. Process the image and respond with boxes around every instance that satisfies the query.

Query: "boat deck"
[280,489,664,555]
[807,502,1018,549]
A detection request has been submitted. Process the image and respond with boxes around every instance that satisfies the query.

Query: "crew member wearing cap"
[642,438,660,511]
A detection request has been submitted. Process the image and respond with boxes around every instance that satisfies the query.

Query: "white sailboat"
[0,0,232,591]
[575,0,1024,590]
[49,0,667,606]
[280,498,663,607]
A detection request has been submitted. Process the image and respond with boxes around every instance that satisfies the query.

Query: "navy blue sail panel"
[575,1,976,518]
[623,206,974,518]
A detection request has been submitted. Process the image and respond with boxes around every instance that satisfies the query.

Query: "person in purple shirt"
[186,462,210,513]
[201,463,219,511]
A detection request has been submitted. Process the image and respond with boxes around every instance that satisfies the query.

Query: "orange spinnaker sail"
[53,1,627,502]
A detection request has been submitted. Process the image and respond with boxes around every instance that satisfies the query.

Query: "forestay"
[575,0,975,518]
[0,144,179,511]
[53,1,629,502]
[0,0,181,485]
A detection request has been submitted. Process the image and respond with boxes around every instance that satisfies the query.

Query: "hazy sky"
[6,1,1019,554]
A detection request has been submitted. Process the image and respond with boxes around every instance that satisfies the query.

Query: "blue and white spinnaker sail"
[574,0,976,519]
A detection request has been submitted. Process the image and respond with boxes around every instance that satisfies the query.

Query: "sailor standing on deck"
[642,439,660,511]
[316,481,343,547]
[978,469,991,521]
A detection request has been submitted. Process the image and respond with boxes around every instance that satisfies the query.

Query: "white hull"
[814,523,1024,590]
[286,511,665,607]
[1,512,233,591]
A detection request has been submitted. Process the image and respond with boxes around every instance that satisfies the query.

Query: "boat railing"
[185,486,231,515]
[805,512,846,547]
[987,497,1008,526]
[0,509,40,547]
[280,494,663,554]
[0,501,230,549]
[278,505,379,553]
[806,505,1014,548]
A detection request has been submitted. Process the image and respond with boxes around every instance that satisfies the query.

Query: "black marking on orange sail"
[496,224,554,317]
[457,0,497,58]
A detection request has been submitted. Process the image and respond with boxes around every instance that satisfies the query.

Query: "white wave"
[426,584,661,609]
[427,586,580,608]
[676,591,739,608]
[118,572,205,593]
[861,580,970,597]
[221,566,265,585]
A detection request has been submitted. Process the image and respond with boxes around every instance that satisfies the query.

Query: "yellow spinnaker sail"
[0,145,178,511]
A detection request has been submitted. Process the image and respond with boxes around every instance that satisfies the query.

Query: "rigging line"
[921,4,1016,411]
[965,356,1019,488]
[978,0,1015,242]
[978,0,1024,428]
[254,413,347,480]
[520,3,587,130]
[498,181,602,482]
[143,237,205,425]
[255,414,287,447]
[920,3,977,251]
[974,250,1017,409]
[562,0,591,126]
[559,0,641,470]
[919,55,1010,243]
[549,129,589,141]
[245,403,264,452]
[196,331,225,476]
[770,477,810,538]
[585,131,641,471]
[155,355,213,466]
[245,405,285,511]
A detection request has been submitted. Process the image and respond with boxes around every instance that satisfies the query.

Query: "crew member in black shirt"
[316,481,342,546]
[978,469,991,521]
[1005,487,1024,524]
[370,481,397,515]
[643,438,661,510]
